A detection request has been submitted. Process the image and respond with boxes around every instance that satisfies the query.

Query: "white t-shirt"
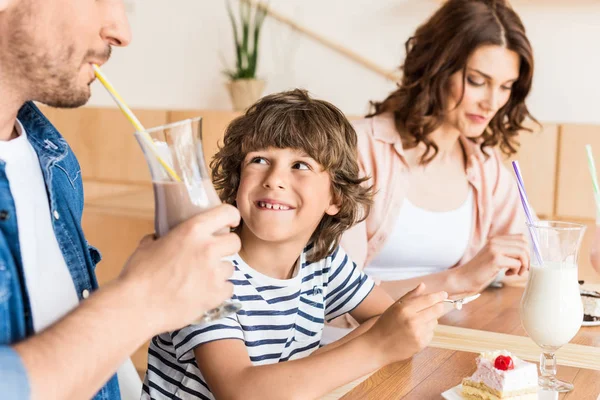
[366,188,474,281]
[0,121,79,332]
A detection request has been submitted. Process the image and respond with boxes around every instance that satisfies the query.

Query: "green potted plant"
[224,0,268,111]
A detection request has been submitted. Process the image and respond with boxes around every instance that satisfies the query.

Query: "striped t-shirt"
[142,245,374,400]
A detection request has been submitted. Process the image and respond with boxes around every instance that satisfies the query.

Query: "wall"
[90,0,600,124]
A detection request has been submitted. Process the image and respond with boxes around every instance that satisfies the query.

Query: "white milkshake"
[520,262,583,348]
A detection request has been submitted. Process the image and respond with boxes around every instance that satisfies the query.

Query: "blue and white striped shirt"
[142,245,374,400]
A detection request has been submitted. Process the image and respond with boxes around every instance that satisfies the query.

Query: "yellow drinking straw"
[585,144,600,217]
[92,64,181,182]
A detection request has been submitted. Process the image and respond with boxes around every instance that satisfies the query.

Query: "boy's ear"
[325,190,341,216]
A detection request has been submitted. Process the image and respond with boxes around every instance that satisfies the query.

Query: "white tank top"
[365,188,474,281]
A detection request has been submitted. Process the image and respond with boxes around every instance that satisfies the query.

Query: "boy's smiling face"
[236,147,340,245]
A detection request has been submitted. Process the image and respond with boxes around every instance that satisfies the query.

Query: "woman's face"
[444,45,521,138]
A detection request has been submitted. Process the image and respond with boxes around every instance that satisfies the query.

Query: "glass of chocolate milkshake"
[135,117,241,323]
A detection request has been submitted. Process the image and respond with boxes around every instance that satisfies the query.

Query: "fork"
[443,293,481,310]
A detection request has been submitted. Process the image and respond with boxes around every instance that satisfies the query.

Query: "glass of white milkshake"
[520,220,585,392]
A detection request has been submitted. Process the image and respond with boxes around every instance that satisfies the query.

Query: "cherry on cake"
[462,350,538,399]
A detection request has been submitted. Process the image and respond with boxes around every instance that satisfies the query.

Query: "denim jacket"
[0,102,120,399]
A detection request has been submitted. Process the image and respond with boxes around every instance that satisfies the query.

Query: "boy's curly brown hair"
[211,89,372,263]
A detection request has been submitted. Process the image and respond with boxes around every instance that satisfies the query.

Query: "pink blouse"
[341,113,526,270]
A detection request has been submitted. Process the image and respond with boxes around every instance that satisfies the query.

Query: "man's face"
[0,0,131,108]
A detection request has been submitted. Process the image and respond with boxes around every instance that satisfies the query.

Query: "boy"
[142,89,447,400]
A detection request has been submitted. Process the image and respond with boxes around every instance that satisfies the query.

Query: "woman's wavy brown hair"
[211,89,373,263]
[370,0,537,163]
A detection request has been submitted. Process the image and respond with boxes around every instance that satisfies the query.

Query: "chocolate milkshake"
[138,117,241,322]
[153,180,221,237]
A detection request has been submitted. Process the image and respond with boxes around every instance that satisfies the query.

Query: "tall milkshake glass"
[520,221,585,392]
[136,117,241,323]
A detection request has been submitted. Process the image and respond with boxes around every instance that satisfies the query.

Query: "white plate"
[582,320,600,327]
[442,384,557,400]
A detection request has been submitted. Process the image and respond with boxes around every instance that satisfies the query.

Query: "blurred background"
[91,0,600,123]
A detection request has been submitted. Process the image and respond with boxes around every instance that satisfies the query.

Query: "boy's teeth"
[258,201,290,210]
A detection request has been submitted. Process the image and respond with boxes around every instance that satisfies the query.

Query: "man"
[0,0,241,399]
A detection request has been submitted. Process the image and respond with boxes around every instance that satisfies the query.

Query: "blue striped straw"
[512,161,544,266]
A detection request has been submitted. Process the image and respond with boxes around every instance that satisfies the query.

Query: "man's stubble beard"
[6,3,92,108]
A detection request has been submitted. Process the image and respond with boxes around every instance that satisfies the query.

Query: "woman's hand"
[454,234,529,294]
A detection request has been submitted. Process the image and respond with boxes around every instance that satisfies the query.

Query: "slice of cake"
[462,350,538,399]
[580,288,600,322]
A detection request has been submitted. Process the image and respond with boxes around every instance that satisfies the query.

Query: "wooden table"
[326,286,600,400]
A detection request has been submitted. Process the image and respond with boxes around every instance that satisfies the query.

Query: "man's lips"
[86,59,108,83]
[88,59,107,68]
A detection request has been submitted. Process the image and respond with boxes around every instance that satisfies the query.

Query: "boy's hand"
[365,283,447,365]
[118,204,241,334]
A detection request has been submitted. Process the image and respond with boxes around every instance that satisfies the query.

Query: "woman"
[342,0,535,300]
